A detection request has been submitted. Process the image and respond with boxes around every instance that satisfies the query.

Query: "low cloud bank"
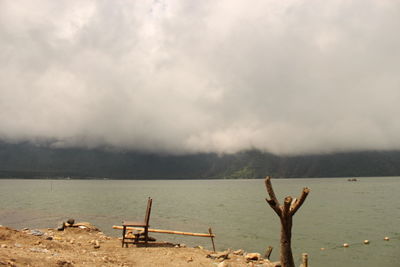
[1,0,400,155]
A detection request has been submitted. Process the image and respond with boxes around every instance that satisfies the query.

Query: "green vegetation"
[1,142,400,179]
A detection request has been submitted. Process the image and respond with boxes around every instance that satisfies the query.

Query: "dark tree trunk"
[264,176,310,267]
[280,216,294,267]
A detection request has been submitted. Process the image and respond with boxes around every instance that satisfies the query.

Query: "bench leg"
[122,226,126,248]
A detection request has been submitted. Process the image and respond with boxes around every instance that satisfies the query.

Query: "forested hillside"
[1,142,400,179]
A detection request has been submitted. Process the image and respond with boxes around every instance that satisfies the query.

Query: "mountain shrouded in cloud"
[1,0,400,155]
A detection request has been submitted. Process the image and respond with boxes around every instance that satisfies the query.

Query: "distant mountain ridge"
[1,142,400,179]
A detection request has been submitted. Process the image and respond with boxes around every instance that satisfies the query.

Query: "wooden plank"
[113,225,215,237]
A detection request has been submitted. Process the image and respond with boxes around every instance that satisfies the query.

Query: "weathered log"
[113,226,215,237]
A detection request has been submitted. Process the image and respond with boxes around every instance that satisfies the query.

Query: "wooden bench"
[121,197,153,247]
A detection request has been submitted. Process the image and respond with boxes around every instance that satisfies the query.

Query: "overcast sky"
[0,0,399,155]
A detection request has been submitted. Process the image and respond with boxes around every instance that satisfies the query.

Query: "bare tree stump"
[264,176,310,267]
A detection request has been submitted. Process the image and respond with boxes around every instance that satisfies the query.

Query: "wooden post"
[301,253,308,267]
[209,227,216,252]
[264,246,273,259]
[264,176,310,267]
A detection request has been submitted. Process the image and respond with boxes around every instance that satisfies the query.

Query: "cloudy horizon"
[1,0,400,155]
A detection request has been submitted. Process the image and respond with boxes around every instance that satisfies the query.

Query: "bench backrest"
[144,197,152,226]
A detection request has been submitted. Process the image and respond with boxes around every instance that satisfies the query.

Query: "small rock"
[245,253,261,261]
[186,257,193,262]
[14,243,22,248]
[94,240,100,249]
[233,249,244,255]
[207,250,230,260]
[22,227,29,231]
[46,236,53,241]
[67,218,75,226]
[102,256,113,263]
[30,229,44,236]
[56,260,74,266]
[194,245,204,249]
[30,247,50,253]
[1,244,7,248]
[270,261,282,267]
[218,262,230,267]
[180,243,187,248]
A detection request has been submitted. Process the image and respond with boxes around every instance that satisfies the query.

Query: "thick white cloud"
[1,0,400,155]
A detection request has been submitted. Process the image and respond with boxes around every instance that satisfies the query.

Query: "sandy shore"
[0,223,280,267]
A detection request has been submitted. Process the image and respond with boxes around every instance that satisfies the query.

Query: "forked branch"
[290,187,310,216]
[265,176,282,216]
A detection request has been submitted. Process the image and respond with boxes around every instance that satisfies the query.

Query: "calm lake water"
[0,178,399,266]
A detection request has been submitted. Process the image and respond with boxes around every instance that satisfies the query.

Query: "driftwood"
[114,225,216,251]
[113,225,215,237]
[264,176,310,267]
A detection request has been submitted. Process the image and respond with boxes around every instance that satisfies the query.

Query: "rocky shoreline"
[0,223,281,267]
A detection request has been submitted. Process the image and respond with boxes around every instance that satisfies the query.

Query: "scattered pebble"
[56,260,74,266]
[30,247,50,253]
[207,250,230,260]
[384,237,390,241]
[245,253,261,261]
[233,249,244,255]
[30,229,44,236]
[218,261,230,267]
[343,243,349,248]
[364,240,370,244]
[67,218,75,226]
